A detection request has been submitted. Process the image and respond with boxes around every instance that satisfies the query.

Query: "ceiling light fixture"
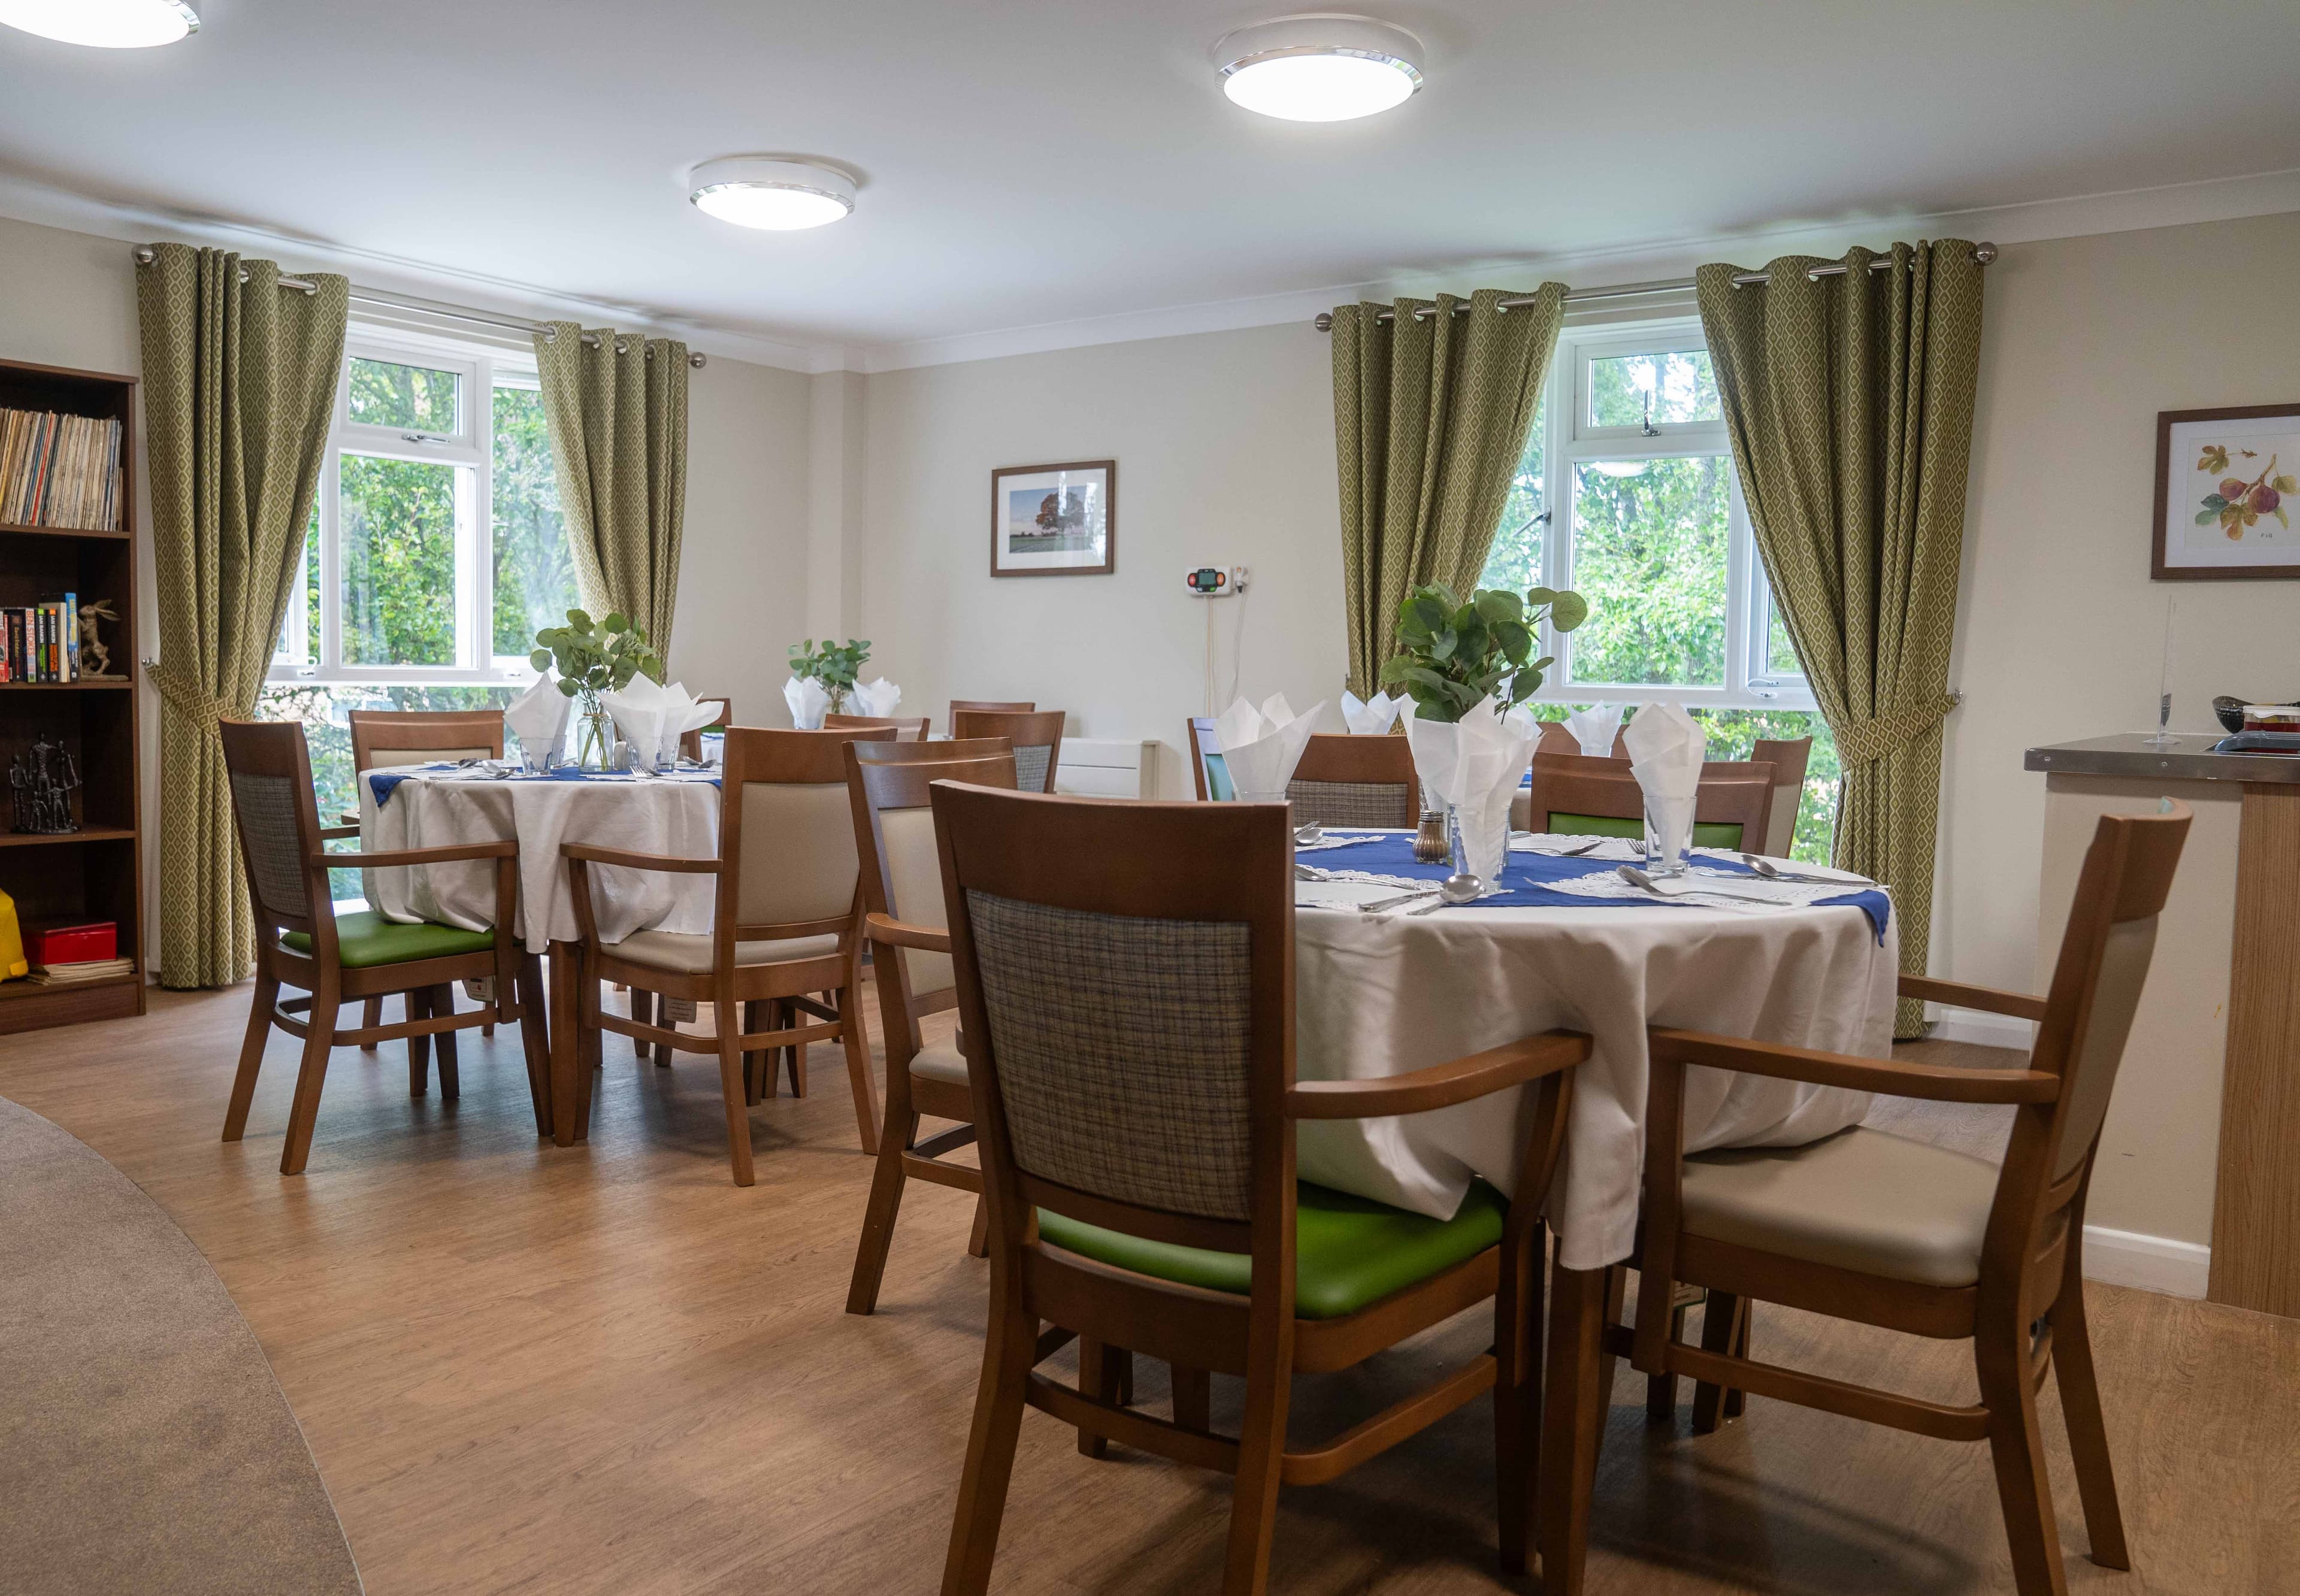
[1213,14,1423,123]
[0,0,198,47]
[688,157,855,232]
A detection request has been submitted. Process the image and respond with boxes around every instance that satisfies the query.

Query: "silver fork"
[1354,887,1440,914]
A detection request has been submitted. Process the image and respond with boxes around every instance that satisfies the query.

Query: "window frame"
[1520,315,1815,712]
[273,326,555,687]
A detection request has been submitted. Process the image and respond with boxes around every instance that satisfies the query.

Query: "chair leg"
[631,988,653,1057]
[1173,1362,1212,1433]
[835,985,882,1155]
[1724,1300,1750,1419]
[1691,1292,1745,1434]
[652,993,673,1070]
[742,999,765,1104]
[1220,1319,1292,1595]
[430,984,459,1100]
[2051,1271,2130,1570]
[782,999,809,1098]
[407,987,432,1096]
[966,1195,990,1259]
[279,993,340,1176]
[939,1267,1036,1596]
[516,952,552,1137]
[716,1014,756,1187]
[1077,1338,1133,1458]
[1538,1264,1610,1596]
[1978,1325,2074,1596]
[223,972,279,1142]
[1493,1218,1545,1576]
[846,1109,916,1316]
[359,995,383,1053]
[1596,1265,1627,1416]
[1648,1296,1691,1421]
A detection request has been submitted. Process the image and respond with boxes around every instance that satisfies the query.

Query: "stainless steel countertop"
[2025,732,2300,784]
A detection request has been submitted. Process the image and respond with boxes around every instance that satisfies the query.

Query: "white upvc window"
[1480,314,1814,711]
[273,327,576,685]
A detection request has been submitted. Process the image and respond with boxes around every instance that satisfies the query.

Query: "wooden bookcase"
[0,357,144,1034]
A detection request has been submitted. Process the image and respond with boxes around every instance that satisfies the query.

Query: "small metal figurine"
[10,737,80,834]
[76,600,122,679]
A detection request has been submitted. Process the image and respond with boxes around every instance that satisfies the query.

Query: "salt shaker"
[1412,809,1448,864]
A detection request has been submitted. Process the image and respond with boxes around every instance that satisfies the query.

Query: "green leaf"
[566,608,592,629]
[2201,493,2228,511]
[556,678,577,697]
[1548,590,1589,632]
[1524,585,1557,607]
[603,612,628,633]
[1473,589,1522,625]
[1493,619,1532,664]
[528,649,550,671]
[1427,628,1458,663]
[2196,508,2220,526]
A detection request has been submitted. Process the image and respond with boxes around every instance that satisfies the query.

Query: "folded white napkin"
[1623,701,1705,867]
[658,682,725,766]
[1403,696,1539,882]
[782,674,830,731]
[504,673,571,763]
[1213,693,1325,800]
[601,674,673,770]
[1563,701,1625,758]
[1340,689,1403,735]
[851,677,901,717]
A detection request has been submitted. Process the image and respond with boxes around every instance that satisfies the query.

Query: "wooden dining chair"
[825,712,931,741]
[346,707,510,1049]
[1751,734,1814,858]
[219,719,547,1175]
[1286,731,1417,828]
[948,698,1033,735]
[949,708,1064,794]
[1532,802,2193,1596]
[841,737,1018,1315]
[929,783,1590,1595]
[1186,716,1234,802]
[676,695,734,762]
[1521,754,1775,853]
[558,725,897,1185]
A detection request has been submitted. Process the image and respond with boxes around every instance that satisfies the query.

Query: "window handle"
[400,432,449,445]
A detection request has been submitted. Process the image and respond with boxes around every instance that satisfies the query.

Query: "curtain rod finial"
[1975,241,1999,264]
[1314,311,1334,331]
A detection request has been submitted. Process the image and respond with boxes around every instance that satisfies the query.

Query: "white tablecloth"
[1293,873,1896,1271]
[358,767,721,952]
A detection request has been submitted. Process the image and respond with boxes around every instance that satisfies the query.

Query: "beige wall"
[0,210,809,971]
[852,323,1345,789]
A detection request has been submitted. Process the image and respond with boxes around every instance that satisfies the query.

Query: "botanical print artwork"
[2193,441,2294,541]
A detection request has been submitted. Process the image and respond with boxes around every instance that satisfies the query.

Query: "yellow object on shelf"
[0,887,25,979]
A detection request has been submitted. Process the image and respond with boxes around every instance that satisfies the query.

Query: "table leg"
[517,951,552,1137]
[1538,1263,1609,1596]
[550,940,582,1146]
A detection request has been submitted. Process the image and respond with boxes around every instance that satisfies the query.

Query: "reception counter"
[2026,732,2299,1317]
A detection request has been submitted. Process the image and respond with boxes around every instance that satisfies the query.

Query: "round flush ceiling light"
[1214,14,1423,122]
[688,157,855,232]
[0,0,198,47]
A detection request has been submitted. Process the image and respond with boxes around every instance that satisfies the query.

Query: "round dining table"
[356,761,728,1141]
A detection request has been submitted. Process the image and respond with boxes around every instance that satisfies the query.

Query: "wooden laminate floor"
[1,988,2293,1595]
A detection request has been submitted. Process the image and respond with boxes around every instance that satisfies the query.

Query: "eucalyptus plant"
[1378,582,1590,723]
[529,608,663,714]
[788,637,872,713]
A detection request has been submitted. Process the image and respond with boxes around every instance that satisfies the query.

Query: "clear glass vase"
[574,708,614,771]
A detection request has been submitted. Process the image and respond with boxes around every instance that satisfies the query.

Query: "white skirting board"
[1925,1004,2209,1298]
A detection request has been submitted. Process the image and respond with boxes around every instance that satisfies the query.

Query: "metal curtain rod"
[1310,242,1999,330]
[131,246,708,367]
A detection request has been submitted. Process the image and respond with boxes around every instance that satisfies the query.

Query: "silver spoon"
[1738,853,1840,883]
[1354,888,1440,914]
[1531,838,1605,858]
[1294,822,1324,845]
[1618,864,1790,904]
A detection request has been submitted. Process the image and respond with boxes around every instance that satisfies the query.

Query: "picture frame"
[990,459,1116,577]
[2152,404,2300,580]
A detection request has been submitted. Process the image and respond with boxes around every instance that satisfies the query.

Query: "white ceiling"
[2,0,2296,368]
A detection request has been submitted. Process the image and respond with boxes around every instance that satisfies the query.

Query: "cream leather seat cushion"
[1679,1126,2001,1288]
[909,1038,967,1086]
[604,929,840,974]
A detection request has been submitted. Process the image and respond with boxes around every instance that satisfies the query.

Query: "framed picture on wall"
[990,459,1116,577]
[2153,404,2300,580]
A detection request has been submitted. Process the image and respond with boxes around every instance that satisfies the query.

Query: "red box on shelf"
[27,921,116,965]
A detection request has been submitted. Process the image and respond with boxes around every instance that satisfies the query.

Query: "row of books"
[1,408,122,531]
[0,594,80,682]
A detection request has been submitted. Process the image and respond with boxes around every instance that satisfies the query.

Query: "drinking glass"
[1643,793,1694,878]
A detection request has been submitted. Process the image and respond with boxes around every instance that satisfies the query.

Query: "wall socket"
[1184,564,1249,598]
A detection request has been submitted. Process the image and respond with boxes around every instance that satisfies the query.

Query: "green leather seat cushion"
[1546,810,1744,850]
[1036,1179,1508,1321]
[282,909,495,968]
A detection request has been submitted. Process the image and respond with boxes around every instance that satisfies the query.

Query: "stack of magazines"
[28,956,135,986]
[1,408,123,531]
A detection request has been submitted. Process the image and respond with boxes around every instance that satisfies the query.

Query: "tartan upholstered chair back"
[716,726,897,937]
[219,719,326,933]
[933,785,1292,1225]
[949,708,1066,795]
[1287,732,1417,828]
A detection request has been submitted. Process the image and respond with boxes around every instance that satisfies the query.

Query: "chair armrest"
[1898,974,2048,1023]
[559,842,722,875]
[339,811,362,828]
[1648,1026,2059,1103]
[319,825,359,841]
[865,913,950,954]
[319,840,518,870]
[1286,1031,1589,1121]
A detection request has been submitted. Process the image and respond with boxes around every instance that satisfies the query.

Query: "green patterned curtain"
[1331,285,1566,696]
[532,323,689,665]
[137,244,347,988]
[1696,242,1984,1037]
